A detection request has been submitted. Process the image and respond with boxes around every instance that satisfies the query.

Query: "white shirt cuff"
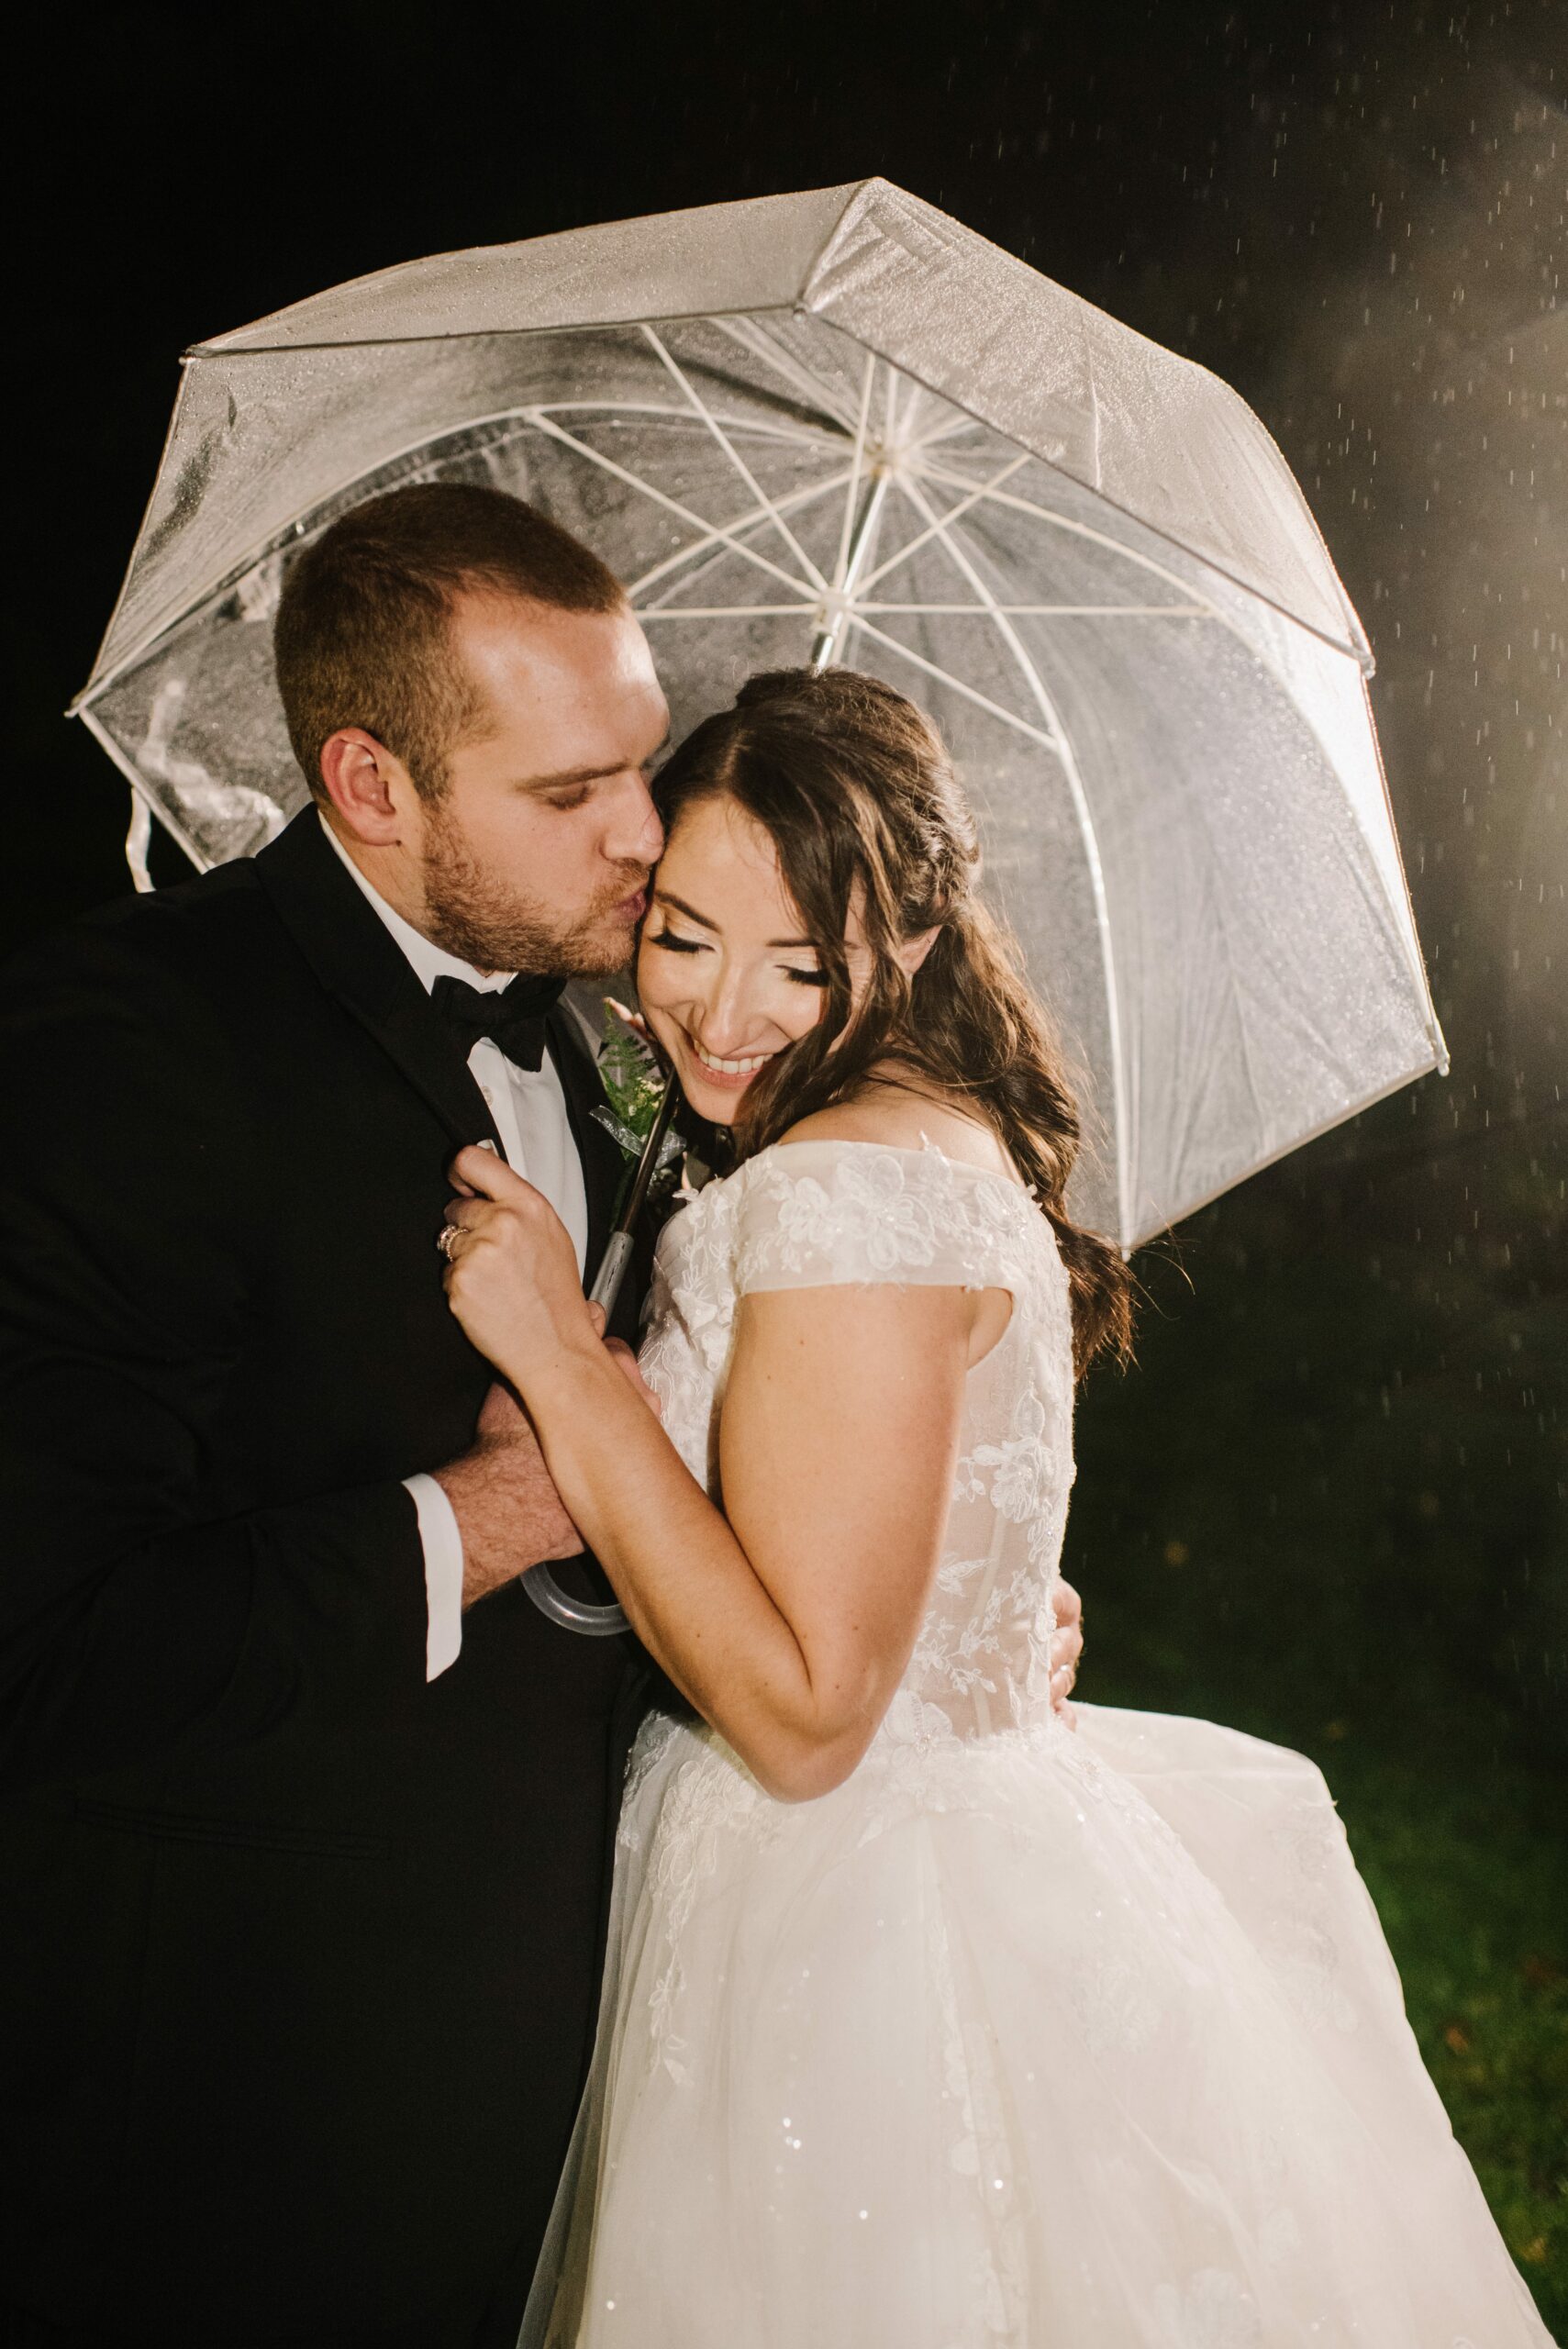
[405,1472,464,1680]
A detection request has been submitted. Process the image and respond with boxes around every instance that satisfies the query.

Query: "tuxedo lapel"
[254,812,502,1157]
[547,1004,625,1284]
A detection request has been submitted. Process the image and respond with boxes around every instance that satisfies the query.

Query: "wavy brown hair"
[653,667,1134,1375]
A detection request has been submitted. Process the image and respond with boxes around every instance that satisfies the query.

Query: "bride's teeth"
[693,1042,774,1075]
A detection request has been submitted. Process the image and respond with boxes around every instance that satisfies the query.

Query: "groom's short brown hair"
[274,482,627,799]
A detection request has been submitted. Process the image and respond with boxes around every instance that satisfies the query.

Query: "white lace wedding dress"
[523,1139,1550,2348]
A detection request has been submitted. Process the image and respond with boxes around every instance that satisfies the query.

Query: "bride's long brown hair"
[653,668,1134,1375]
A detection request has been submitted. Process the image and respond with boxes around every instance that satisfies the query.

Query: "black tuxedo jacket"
[0,812,652,2338]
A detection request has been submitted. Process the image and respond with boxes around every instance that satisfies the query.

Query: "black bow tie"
[429,972,565,1074]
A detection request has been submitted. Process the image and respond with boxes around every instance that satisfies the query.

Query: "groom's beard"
[417,801,647,979]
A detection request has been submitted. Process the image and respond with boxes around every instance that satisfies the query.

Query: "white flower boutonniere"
[592,999,687,1220]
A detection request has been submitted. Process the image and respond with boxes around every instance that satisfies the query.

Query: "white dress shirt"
[321,817,589,1679]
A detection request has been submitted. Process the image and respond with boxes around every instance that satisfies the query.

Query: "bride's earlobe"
[895,925,942,979]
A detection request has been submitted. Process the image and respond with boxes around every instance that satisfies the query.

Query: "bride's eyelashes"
[647,927,828,986]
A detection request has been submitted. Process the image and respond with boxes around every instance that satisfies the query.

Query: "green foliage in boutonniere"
[592,999,687,1220]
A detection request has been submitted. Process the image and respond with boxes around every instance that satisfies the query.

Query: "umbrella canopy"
[72,178,1445,1246]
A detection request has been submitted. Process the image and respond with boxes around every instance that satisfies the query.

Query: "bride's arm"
[441,1148,973,1802]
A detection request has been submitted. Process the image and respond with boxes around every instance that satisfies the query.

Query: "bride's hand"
[440,1145,600,1393]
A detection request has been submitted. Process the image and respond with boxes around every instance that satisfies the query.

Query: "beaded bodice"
[639,1139,1076,1749]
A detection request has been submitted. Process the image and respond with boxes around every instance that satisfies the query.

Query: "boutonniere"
[592,999,688,1219]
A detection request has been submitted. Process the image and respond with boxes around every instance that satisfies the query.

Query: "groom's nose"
[603,768,664,868]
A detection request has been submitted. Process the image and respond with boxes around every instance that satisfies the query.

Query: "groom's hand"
[434,1383,586,1609]
[1051,1576,1084,1727]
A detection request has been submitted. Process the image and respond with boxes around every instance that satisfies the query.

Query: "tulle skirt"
[523,1702,1550,2347]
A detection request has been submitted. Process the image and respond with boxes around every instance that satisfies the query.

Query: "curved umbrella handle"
[522,1562,628,1637]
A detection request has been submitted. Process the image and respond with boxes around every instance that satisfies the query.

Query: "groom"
[0,482,1084,2345]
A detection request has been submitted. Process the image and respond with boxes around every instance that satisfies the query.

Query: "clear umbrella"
[72,178,1445,1246]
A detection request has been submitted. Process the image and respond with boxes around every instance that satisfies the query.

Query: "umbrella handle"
[520,1076,681,1639]
[523,1563,631,1637]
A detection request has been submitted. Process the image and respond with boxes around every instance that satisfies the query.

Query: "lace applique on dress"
[645,1140,1077,1752]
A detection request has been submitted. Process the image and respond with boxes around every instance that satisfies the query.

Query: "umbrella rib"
[916,454,1362,738]
[636,589,1205,622]
[529,398,842,451]
[858,452,1032,592]
[78,707,216,876]
[863,601,1211,616]
[832,354,879,593]
[640,327,828,590]
[627,468,855,599]
[705,316,864,434]
[894,473,1137,1246]
[83,395,836,706]
[915,458,1232,630]
[639,603,1209,618]
[639,545,804,615]
[522,411,819,601]
[906,410,987,454]
[885,363,906,449]
[844,615,1065,754]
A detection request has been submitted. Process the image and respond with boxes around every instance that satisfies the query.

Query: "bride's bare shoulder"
[778,1072,1017,1179]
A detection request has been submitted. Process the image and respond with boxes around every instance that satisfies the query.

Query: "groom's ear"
[318,728,417,845]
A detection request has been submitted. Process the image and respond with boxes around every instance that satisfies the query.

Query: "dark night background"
[8,0,1565,2318]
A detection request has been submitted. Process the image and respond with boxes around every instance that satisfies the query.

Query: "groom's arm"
[0,923,571,1796]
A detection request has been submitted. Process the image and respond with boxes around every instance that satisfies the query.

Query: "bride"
[440,668,1548,2346]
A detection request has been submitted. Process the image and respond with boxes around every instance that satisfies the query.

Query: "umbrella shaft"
[588,1078,680,1318]
[810,472,890,672]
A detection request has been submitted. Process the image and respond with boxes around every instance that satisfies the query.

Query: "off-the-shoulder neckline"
[756,1134,1030,1194]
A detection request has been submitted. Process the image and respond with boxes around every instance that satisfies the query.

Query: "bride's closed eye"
[647,927,828,986]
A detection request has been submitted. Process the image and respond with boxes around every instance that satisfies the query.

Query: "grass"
[1330,1742,1568,2325]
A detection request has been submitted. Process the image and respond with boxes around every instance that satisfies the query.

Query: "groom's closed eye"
[521,771,607,813]
[528,739,670,812]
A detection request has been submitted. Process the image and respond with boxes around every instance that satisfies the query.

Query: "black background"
[7,0,1566,2304]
